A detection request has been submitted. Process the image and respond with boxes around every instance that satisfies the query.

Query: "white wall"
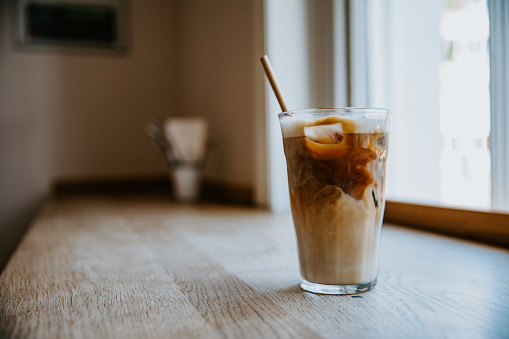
[173,0,263,190]
[0,0,173,270]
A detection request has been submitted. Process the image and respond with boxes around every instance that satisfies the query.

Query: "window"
[351,0,509,213]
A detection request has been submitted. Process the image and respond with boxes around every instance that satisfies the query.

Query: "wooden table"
[1,196,508,338]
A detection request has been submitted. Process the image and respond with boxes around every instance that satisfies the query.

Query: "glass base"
[300,278,377,295]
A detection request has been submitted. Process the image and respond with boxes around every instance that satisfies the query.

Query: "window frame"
[488,0,509,212]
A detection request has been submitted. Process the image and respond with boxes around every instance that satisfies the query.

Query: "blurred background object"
[147,117,211,202]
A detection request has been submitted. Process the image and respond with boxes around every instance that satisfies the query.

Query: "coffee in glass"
[279,108,393,294]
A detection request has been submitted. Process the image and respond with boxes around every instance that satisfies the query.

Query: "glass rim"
[278,107,393,119]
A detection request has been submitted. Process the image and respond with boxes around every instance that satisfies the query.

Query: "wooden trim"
[200,180,254,206]
[52,176,254,206]
[384,201,509,248]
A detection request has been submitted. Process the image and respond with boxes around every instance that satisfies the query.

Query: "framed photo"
[15,0,128,50]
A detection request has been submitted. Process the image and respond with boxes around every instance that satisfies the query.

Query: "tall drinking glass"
[279,108,393,294]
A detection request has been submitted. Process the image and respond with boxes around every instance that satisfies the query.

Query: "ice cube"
[304,124,344,144]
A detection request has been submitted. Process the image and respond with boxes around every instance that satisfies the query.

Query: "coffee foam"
[280,117,308,138]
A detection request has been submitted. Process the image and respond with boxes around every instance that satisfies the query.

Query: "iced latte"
[279,108,392,294]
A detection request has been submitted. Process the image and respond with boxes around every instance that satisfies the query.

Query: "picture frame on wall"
[15,0,128,51]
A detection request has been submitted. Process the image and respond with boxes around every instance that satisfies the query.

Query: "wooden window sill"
[385,201,509,248]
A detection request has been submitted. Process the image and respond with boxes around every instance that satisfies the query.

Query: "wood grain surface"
[1,196,508,339]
